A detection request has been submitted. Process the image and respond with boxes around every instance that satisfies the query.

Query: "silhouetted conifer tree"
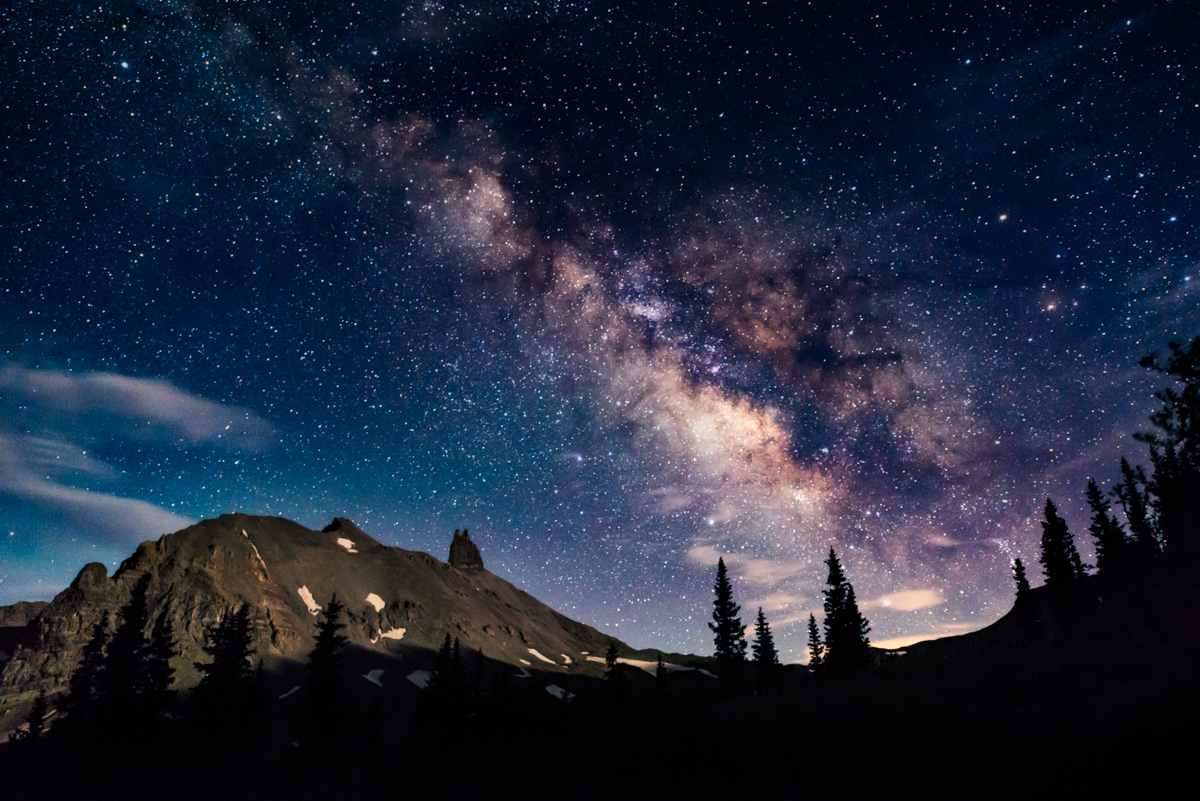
[305,594,349,744]
[142,610,176,719]
[1012,558,1031,600]
[1115,458,1159,558]
[194,604,254,695]
[431,633,453,693]
[806,613,824,672]
[751,608,779,687]
[1086,479,1127,576]
[708,558,747,681]
[20,690,48,748]
[822,549,871,674]
[59,612,108,740]
[1138,336,1200,557]
[98,575,152,734]
[452,636,464,693]
[191,603,254,741]
[604,640,621,679]
[1038,498,1085,587]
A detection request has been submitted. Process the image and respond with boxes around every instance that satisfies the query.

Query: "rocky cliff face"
[448,529,484,570]
[0,514,627,713]
[0,601,49,665]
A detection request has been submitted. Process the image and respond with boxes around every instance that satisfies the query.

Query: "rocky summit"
[0,513,660,731]
[448,528,484,570]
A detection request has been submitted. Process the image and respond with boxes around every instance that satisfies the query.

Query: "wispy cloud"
[0,366,274,451]
[0,432,194,543]
[859,588,945,612]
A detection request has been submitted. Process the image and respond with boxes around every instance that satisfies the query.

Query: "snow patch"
[363,669,384,687]
[698,669,717,678]
[580,651,589,655]
[527,648,557,665]
[516,667,532,678]
[585,655,680,676]
[297,586,321,615]
[336,537,358,553]
[242,529,269,578]
[561,654,572,664]
[407,670,432,689]
[519,658,531,666]
[278,686,300,699]
[379,627,406,641]
[545,685,576,702]
[365,593,385,612]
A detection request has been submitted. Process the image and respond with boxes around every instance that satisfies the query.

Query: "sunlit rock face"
[0,514,640,712]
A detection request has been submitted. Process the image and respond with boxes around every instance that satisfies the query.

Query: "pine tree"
[59,612,109,739]
[98,576,152,733]
[604,640,620,680]
[1038,498,1085,587]
[822,549,871,674]
[191,603,255,740]
[305,593,349,744]
[141,609,177,721]
[751,607,779,686]
[1012,558,1031,600]
[1137,336,1200,556]
[23,690,48,746]
[655,653,666,680]
[1086,479,1127,576]
[708,557,747,676]
[806,613,824,672]
[1114,458,1159,558]
[194,603,254,695]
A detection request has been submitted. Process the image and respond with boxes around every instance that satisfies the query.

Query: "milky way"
[1,2,1196,660]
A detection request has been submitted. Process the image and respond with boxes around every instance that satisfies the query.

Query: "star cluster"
[1,1,1196,660]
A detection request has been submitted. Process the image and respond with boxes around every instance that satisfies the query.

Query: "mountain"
[0,513,699,735]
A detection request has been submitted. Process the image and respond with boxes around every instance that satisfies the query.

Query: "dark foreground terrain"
[3,557,1195,800]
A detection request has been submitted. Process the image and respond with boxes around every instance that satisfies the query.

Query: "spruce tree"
[59,612,109,739]
[708,557,747,676]
[1038,498,1085,587]
[194,603,254,695]
[430,632,454,697]
[141,609,176,720]
[191,603,255,741]
[1086,479,1127,576]
[806,613,824,672]
[1137,336,1200,556]
[98,576,152,732]
[1115,458,1159,558]
[822,549,871,674]
[751,607,779,686]
[23,690,48,745]
[604,640,620,680]
[305,594,349,744]
[1012,558,1031,601]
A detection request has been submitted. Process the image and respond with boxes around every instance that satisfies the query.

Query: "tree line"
[708,335,1200,679]
[1015,336,1200,600]
[707,545,872,691]
[13,584,355,757]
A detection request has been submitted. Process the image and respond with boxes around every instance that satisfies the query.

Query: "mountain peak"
[448,528,484,570]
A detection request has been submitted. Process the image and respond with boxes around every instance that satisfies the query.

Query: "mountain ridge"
[0,512,703,734]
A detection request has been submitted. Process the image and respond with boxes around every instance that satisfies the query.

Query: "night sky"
[1,1,1197,661]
